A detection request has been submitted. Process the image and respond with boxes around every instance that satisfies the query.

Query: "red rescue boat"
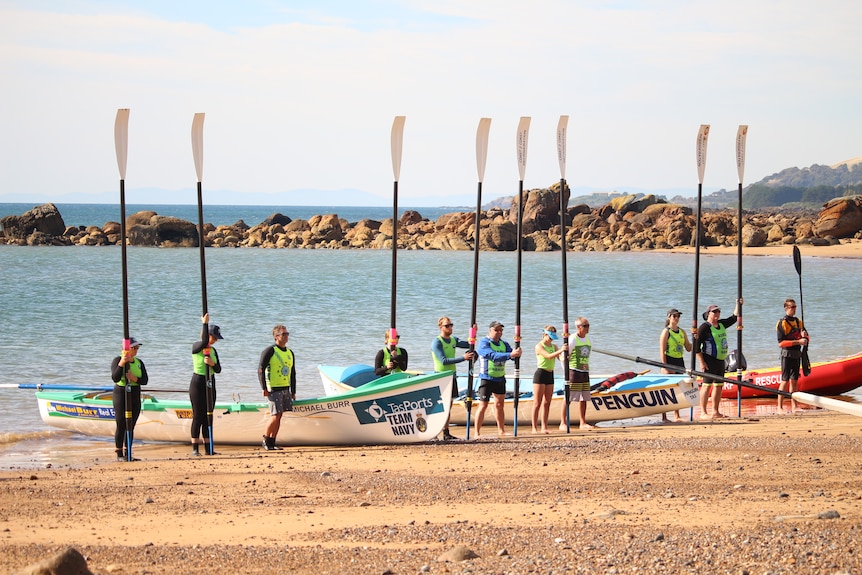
[720,352,862,398]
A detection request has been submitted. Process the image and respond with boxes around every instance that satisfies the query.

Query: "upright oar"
[191,112,214,455]
[114,108,134,462]
[793,245,811,376]
[556,115,572,433]
[690,124,709,418]
[465,118,491,441]
[734,125,749,416]
[512,117,530,436]
[389,116,406,352]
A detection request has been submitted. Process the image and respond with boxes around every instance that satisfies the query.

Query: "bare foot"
[558,424,568,431]
[712,412,727,419]
[699,413,713,421]
[579,423,595,430]
[531,427,540,434]
[498,431,511,437]
[541,428,550,434]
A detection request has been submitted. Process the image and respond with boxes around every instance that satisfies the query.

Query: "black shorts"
[781,356,801,381]
[449,372,459,398]
[477,378,506,402]
[533,369,554,385]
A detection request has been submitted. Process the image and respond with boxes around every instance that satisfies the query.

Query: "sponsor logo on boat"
[352,387,443,436]
[174,409,193,419]
[49,401,114,420]
[589,388,682,412]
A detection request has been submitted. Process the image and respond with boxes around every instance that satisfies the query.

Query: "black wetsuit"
[111,356,149,453]
[189,325,221,441]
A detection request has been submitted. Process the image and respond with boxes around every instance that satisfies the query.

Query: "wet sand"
[2,409,861,574]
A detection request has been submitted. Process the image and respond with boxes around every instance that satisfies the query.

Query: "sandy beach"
[659,239,862,259]
[2,410,861,575]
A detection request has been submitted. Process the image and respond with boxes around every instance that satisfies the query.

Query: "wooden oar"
[690,124,709,421]
[793,245,812,376]
[592,348,862,418]
[556,115,572,433]
[388,116,406,366]
[114,108,134,462]
[465,118,491,441]
[0,384,189,393]
[191,112,214,455]
[512,117,530,436]
[734,125,749,416]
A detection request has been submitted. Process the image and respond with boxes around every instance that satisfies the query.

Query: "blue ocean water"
[1,211,861,469]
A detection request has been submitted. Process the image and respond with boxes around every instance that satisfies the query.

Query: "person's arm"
[374,349,388,376]
[535,342,561,360]
[258,347,274,392]
[110,356,123,383]
[393,348,408,371]
[210,348,222,374]
[683,329,693,352]
[137,360,149,386]
[696,323,710,369]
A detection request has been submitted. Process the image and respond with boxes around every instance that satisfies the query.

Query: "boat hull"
[720,353,862,399]
[35,371,452,446]
[319,365,698,426]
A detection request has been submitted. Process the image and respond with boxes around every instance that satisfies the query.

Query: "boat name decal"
[48,401,114,420]
[293,400,351,414]
[174,409,193,419]
[590,388,681,411]
[352,387,443,437]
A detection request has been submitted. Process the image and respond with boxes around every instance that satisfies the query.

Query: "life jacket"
[481,339,508,379]
[432,336,457,372]
[665,328,685,359]
[382,348,404,373]
[568,335,591,371]
[193,346,218,376]
[117,358,143,387]
[267,346,294,389]
[706,323,729,361]
[777,317,804,340]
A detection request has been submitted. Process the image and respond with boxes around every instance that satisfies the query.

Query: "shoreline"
[659,239,862,259]
[2,410,861,574]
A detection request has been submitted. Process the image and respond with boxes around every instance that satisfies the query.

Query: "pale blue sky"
[1,0,859,205]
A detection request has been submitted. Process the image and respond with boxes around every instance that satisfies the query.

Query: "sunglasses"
[577,323,590,328]
[443,323,453,328]
[710,310,721,314]
[276,332,289,336]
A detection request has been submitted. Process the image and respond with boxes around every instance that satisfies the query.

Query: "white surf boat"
[33,370,452,446]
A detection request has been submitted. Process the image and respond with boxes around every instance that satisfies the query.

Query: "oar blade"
[516,117,531,181]
[556,115,569,180]
[696,124,710,185]
[793,245,802,276]
[476,118,492,183]
[391,116,406,182]
[192,113,205,183]
[735,125,748,184]
[114,108,130,180]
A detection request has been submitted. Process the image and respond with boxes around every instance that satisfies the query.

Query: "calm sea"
[1,204,860,469]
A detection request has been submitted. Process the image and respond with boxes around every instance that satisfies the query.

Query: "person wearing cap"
[431,316,474,441]
[696,299,742,420]
[475,321,522,437]
[532,326,567,434]
[110,336,149,461]
[374,332,409,377]
[659,308,691,422]
[561,317,595,430]
[258,324,297,451]
[189,313,223,456]
[776,298,809,413]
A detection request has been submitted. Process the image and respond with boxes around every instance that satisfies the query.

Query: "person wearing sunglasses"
[374,332,409,377]
[562,318,594,430]
[189,313,223,456]
[110,336,148,461]
[696,299,742,419]
[475,321,523,437]
[258,324,296,451]
[776,298,809,413]
[533,325,566,434]
[431,316,474,441]
[659,308,691,422]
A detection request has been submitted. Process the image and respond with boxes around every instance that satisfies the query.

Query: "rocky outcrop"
[3,188,862,250]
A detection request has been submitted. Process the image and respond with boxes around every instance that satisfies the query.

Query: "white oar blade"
[516,117,531,181]
[736,125,748,184]
[476,118,492,183]
[556,115,569,180]
[192,113,205,183]
[696,124,709,185]
[391,116,406,182]
[114,108,130,180]
[793,392,862,418]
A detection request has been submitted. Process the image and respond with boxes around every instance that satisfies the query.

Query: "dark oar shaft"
[465,180,482,441]
[689,181,703,374]
[561,177,571,433]
[513,180,523,435]
[391,180,398,333]
[736,180,743,416]
[120,178,133,461]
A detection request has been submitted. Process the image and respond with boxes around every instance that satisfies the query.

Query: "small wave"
[0,429,67,445]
